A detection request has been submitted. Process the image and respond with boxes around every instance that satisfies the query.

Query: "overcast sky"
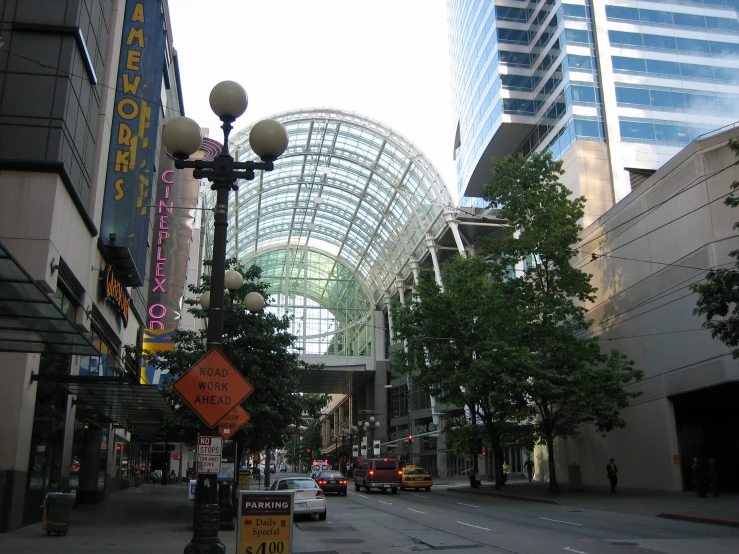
[168,0,457,197]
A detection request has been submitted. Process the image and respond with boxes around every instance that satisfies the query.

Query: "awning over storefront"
[0,242,100,356]
[31,374,176,429]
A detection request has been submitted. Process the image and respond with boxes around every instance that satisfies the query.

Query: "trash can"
[43,492,76,536]
[188,480,197,501]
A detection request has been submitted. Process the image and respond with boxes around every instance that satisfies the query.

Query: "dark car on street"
[315,470,347,496]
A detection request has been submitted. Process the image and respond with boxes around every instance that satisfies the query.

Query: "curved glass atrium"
[203,109,455,355]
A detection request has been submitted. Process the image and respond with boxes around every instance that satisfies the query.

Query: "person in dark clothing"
[709,458,719,497]
[524,459,534,482]
[692,455,708,498]
[606,458,618,494]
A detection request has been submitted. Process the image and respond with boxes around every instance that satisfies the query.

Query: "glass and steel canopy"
[204,109,455,355]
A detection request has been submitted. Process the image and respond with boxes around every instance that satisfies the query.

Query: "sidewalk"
[442,475,739,528]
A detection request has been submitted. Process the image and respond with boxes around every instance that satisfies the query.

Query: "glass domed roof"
[203,108,454,354]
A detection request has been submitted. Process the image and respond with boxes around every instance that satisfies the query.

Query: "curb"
[658,512,739,528]
[446,486,558,505]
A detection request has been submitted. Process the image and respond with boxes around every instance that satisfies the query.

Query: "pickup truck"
[353,458,402,493]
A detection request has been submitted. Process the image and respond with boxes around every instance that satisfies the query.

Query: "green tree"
[481,151,643,493]
[143,259,329,481]
[692,139,739,357]
[391,255,529,490]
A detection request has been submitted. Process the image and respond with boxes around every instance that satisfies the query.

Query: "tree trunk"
[546,437,559,494]
[491,437,504,490]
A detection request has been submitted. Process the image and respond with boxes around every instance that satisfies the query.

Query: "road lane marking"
[539,517,583,526]
[457,502,480,508]
[354,493,369,498]
[378,500,393,505]
[564,548,589,554]
[456,521,490,531]
[407,508,427,514]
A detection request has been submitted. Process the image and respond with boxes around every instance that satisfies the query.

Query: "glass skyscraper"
[448,0,739,225]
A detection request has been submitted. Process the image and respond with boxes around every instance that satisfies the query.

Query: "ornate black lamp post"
[162,80,288,554]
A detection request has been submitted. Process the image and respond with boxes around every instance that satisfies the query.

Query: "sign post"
[197,436,222,474]
[237,491,293,554]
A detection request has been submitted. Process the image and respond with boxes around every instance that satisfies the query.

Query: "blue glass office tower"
[448,0,739,225]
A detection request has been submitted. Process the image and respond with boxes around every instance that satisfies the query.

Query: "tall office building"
[448,0,739,225]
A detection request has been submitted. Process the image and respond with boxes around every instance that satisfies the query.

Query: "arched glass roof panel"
[210,108,455,308]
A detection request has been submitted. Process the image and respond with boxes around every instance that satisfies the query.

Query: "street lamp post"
[360,416,380,457]
[163,80,288,554]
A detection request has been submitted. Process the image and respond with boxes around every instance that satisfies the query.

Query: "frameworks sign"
[237,491,293,554]
[100,0,166,279]
[173,348,254,428]
[197,436,222,474]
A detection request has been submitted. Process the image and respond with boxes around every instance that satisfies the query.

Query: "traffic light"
[482,449,487,457]
[306,448,311,453]
[116,444,121,452]
[407,434,413,444]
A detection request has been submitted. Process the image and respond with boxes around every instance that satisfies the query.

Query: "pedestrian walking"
[708,457,719,497]
[524,458,534,482]
[606,458,618,494]
[502,459,510,485]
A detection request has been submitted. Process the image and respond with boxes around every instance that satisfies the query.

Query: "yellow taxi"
[400,465,433,491]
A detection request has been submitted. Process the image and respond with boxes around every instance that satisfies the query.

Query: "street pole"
[162,81,288,554]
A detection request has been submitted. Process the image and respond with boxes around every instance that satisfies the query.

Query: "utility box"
[568,464,584,492]
[43,492,76,535]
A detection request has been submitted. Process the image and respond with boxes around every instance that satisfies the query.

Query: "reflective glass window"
[643,34,676,50]
[639,10,673,25]
[680,63,713,79]
[646,59,680,76]
[620,120,655,140]
[710,41,739,56]
[609,31,642,47]
[612,56,646,72]
[606,6,640,21]
[684,93,718,111]
[495,6,528,21]
[673,13,706,28]
[499,50,531,68]
[677,37,710,53]
[564,4,588,18]
[706,16,739,32]
[714,67,739,82]
[575,118,603,138]
[566,29,592,44]
[650,90,685,109]
[498,28,529,44]
[503,98,536,114]
[501,74,533,91]
[571,85,596,103]
[568,55,594,71]
[616,87,651,105]
[654,124,691,143]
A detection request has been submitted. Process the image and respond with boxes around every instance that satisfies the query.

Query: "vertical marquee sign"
[100,0,166,281]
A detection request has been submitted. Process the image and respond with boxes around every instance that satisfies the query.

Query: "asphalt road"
[294,482,739,554]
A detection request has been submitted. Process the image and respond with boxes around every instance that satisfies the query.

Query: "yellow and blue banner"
[101,0,166,280]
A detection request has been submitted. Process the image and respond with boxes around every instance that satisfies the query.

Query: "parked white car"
[269,477,326,520]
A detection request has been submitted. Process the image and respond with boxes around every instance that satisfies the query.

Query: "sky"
[167,0,457,197]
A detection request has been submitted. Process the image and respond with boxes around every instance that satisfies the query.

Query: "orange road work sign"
[218,405,251,439]
[173,348,254,428]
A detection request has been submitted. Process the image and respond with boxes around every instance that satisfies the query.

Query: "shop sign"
[237,491,293,554]
[100,0,166,279]
[197,436,222,474]
[104,266,131,327]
